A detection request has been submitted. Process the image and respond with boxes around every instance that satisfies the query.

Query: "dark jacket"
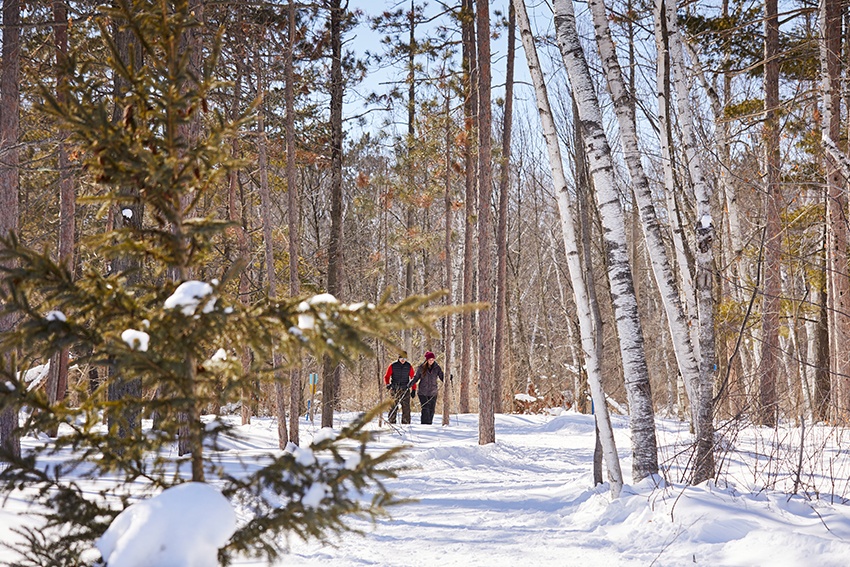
[384,360,415,390]
[413,362,444,397]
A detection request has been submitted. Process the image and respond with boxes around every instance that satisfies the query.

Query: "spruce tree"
[0,1,455,564]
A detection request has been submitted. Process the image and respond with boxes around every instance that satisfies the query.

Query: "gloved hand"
[410,390,416,399]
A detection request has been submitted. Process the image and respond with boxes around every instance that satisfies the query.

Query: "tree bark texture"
[459,0,476,414]
[493,1,515,415]
[586,0,701,430]
[477,0,496,445]
[820,0,850,422]
[322,0,344,428]
[758,0,781,427]
[663,0,716,483]
[287,0,301,445]
[0,0,21,460]
[554,0,659,482]
[515,0,623,496]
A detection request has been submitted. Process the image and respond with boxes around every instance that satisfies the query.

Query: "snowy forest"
[2,0,850,564]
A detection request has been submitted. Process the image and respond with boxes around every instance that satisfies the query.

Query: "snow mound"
[96,482,236,567]
[164,281,216,316]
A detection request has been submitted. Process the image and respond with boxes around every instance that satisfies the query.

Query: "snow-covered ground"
[3,409,850,566]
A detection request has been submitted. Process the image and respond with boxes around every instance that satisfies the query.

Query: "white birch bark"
[663,0,716,482]
[553,0,659,482]
[656,18,698,411]
[514,0,623,496]
[587,0,701,426]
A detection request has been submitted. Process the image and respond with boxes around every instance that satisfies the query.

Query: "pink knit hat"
[424,351,435,360]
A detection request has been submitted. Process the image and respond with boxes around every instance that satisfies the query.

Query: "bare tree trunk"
[758,0,780,427]
[554,0,658,483]
[226,20,253,427]
[322,0,344,428]
[515,0,623,496]
[45,0,74,419]
[663,0,716,483]
[286,0,301,445]
[459,0,476,414]
[108,12,144,440]
[0,0,21,460]
[253,43,288,445]
[820,0,850,422]
[477,0,496,445]
[493,2,515,415]
[587,0,700,431]
[442,89,453,427]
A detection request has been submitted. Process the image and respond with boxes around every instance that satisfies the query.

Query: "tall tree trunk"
[404,0,416,357]
[287,0,301,445]
[820,0,850,422]
[177,0,204,461]
[554,0,658,482]
[254,44,288,445]
[515,0,623,496]
[587,0,701,432]
[45,0,74,419]
[226,15,252,427]
[477,0,496,445]
[459,0,476,414]
[442,89,453,427]
[0,0,21,460]
[493,1,515,415]
[108,11,144,441]
[663,0,716,483]
[758,0,780,427]
[322,0,344,428]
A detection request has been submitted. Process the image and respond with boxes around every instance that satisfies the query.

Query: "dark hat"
[425,351,435,360]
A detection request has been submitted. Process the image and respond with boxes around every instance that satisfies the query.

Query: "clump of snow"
[311,427,337,445]
[297,313,315,330]
[699,213,713,229]
[19,364,51,392]
[514,393,537,403]
[295,447,316,467]
[95,482,235,567]
[302,482,330,508]
[164,281,216,316]
[344,453,361,470]
[45,310,66,322]
[203,348,228,372]
[307,293,338,305]
[121,329,150,352]
[121,208,133,219]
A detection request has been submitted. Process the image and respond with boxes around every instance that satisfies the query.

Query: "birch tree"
[515,0,623,496]
[662,0,716,482]
[553,0,658,482]
[819,0,850,422]
[586,0,701,428]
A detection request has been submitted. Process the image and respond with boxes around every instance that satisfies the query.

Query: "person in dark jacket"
[413,351,444,425]
[383,352,416,424]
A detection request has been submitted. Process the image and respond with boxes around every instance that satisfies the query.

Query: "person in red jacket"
[384,352,416,424]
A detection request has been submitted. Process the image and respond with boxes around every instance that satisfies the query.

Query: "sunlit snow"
[164,281,215,316]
